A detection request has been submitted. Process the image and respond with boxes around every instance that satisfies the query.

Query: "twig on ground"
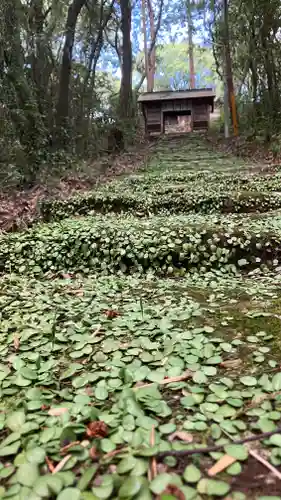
[92,324,102,336]
[60,441,80,454]
[249,448,281,480]
[157,427,281,459]
[102,447,129,462]
[134,370,192,390]
[52,454,72,473]
[234,390,281,419]
[208,455,236,477]
[45,456,55,473]
[222,427,281,480]
[148,425,157,481]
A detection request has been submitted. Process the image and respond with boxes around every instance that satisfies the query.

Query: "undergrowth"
[2,135,281,499]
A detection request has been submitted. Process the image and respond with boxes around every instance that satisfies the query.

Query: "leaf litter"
[2,136,281,499]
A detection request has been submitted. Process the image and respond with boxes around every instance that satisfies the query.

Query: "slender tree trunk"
[56,0,87,145]
[119,0,133,119]
[135,0,164,92]
[29,0,53,119]
[141,0,149,90]
[187,0,195,89]
[223,0,238,135]
[147,0,156,92]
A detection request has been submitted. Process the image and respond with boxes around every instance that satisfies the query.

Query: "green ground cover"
[2,135,281,499]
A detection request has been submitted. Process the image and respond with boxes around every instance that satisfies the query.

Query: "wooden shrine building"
[138,89,216,136]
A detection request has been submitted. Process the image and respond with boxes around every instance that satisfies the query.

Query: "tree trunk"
[56,0,87,145]
[223,0,238,135]
[141,0,149,90]
[119,0,133,120]
[29,0,53,119]
[135,0,164,92]
[187,0,195,89]
[147,0,156,92]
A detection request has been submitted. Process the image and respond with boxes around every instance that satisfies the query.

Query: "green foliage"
[39,181,281,221]
[211,0,281,138]
[2,209,281,277]
[2,137,281,279]
[0,0,137,186]
[3,134,281,498]
[154,42,222,95]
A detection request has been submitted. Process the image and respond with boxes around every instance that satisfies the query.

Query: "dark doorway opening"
[163,109,192,134]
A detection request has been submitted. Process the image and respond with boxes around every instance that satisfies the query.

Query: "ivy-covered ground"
[2,135,281,499]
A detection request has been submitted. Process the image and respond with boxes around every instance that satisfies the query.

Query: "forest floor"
[0,142,151,233]
[2,134,281,499]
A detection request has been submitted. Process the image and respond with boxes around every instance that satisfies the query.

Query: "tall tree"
[56,0,88,144]
[187,0,195,88]
[136,0,164,91]
[119,0,133,119]
[141,0,149,89]
[222,0,238,135]
[146,0,156,91]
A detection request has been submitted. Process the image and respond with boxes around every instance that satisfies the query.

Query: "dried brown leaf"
[168,431,193,443]
[157,485,185,500]
[104,309,120,319]
[86,421,108,439]
[220,359,242,369]
[41,404,50,411]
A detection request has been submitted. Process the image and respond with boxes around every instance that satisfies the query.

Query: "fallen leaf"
[48,408,69,417]
[86,421,108,438]
[208,455,236,477]
[41,404,50,411]
[220,359,242,369]
[168,431,193,443]
[104,309,120,319]
[157,484,185,500]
